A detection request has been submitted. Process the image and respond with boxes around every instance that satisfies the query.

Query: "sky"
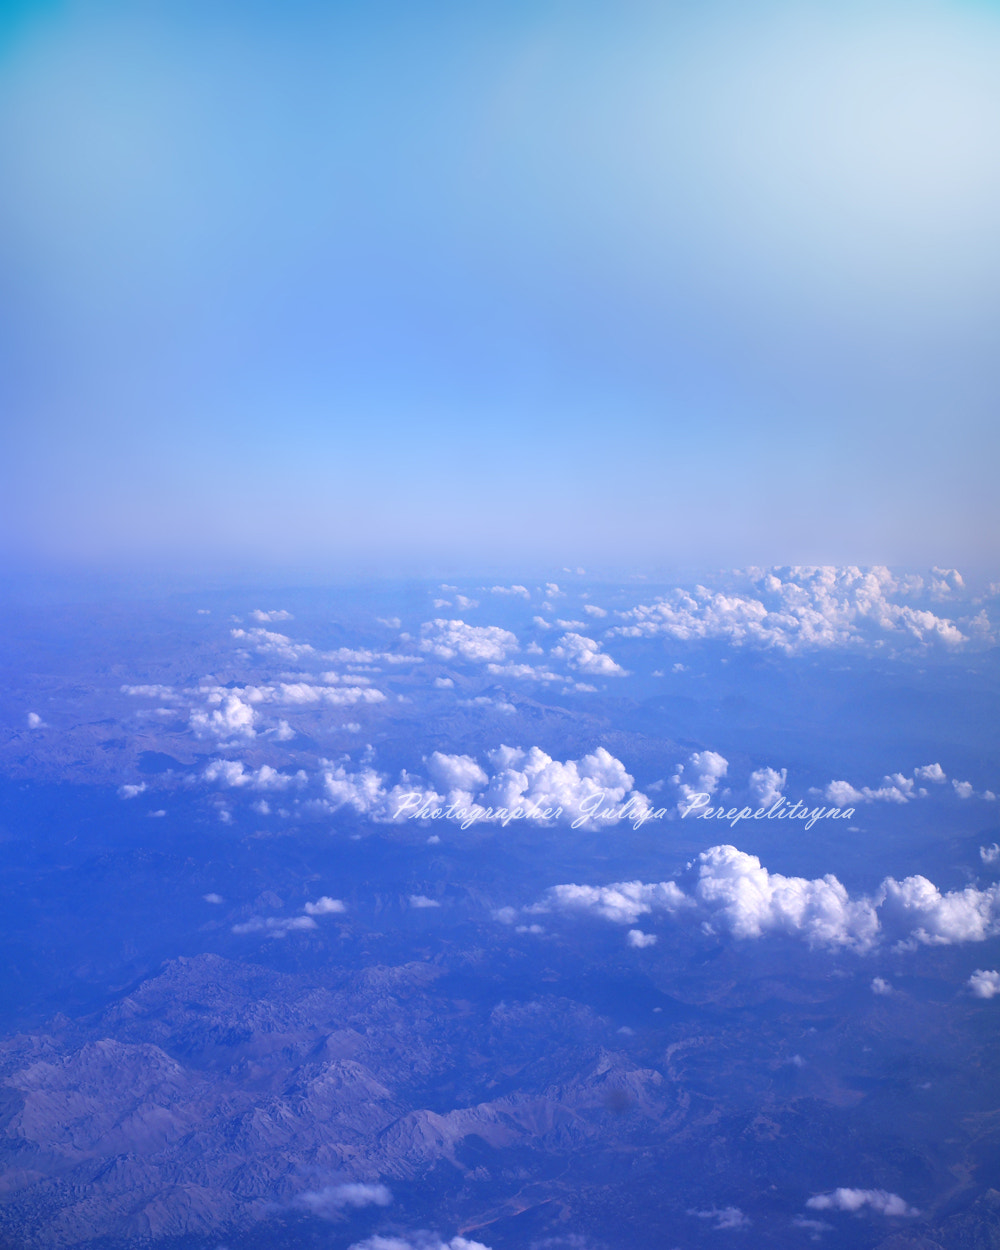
[1,0,999,580]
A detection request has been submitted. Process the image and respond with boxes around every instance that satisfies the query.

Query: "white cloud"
[968,969,1000,999]
[806,1189,919,1217]
[303,896,346,915]
[687,1206,750,1230]
[294,1182,392,1218]
[748,766,786,808]
[981,843,1000,865]
[489,584,530,598]
[190,694,256,740]
[953,779,974,799]
[420,619,519,663]
[434,677,454,688]
[871,977,893,995]
[551,632,628,676]
[410,895,441,908]
[426,751,489,794]
[202,760,306,790]
[348,1237,491,1250]
[914,763,947,783]
[486,663,569,683]
[117,783,147,799]
[822,763,958,806]
[520,844,1000,952]
[231,915,318,937]
[26,711,46,728]
[612,566,976,654]
[626,929,657,948]
[583,604,607,618]
[673,750,729,806]
[251,608,293,622]
[230,627,315,662]
[203,893,224,904]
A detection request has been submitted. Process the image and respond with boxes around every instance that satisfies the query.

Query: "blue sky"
[1,0,999,578]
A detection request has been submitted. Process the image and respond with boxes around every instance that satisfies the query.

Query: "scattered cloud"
[806,1188,919,1217]
[251,609,293,622]
[687,1206,750,1230]
[551,632,628,676]
[968,969,1000,999]
[489,585,530,598]
[231,915,318,937]
[420,619,519,663]
[348,1236,491,1250]
[117,783,147,799]
[626,929,657,948]
[410,895,441,908]
[294,1182,392,1218]
[26,711,46,728]
[303,896,346,915]
[871,977,893,995]
[981,843,1000,865]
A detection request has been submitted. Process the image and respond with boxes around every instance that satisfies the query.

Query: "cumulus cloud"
[583,604,607,618]
[967,969,1000,999]
[748,766,786,808]
[251,608,293,622]
[611,566,977,654]
[348,1237,491,1250]
[231,627,315,662]
[518,844,1000,953]
[202,760,306,790]
[489,584,530,598]
[231,915,318,937]
[117,783,147,799]
[687,1206,750,1230]
[190,694,256,740]
[871,977,893,995]
[806,1189,919,1217]
[410,895,441,908]
[203,893,224,904]
[26,711,46,728]
[551,632,628,676]
[672,751,729,807]
[420,619,519,663]
[303,896,346,915]
[294,1182,392,1217]
[953,779,974,799]
[822,763,956,806]
[626,929,657,948]
[981,843,1000,865]
[426,751,489,795]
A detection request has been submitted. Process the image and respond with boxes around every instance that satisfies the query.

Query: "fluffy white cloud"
[420,619,519,663]
[967,969,1000,999]
[489,584,530,598]
[612,566,977,654]
[551,632,628,676]
[410,895,441,908]
[626,929,657,948]
[687,1206,750,1230]
[117,783,147,799]
[748,767,787,808]
[295,1183,391,1217]
[981,843,1000,865]
[190,694,256,739]
[231,627,315,662]
[232,915,318,936]
[914,763,946,783]
[672,751,729,807]
[304,896,346,915]
[953,779,974,799]
[871,977,893,995]
[806,1189,919,1217]
[25,711,45,728]
[348,1237,491,1250]
[251,608,293,622]
[877,875,1000,947]
[822,763,955,806]
[202,760,306,790]
[583,604,607,618]
[520,844,1000,953]
[426,751,489,794]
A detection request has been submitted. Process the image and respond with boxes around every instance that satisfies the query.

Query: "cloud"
[231,915,318,937]
[551,632,628,676]
[419,619,519,663]
[117,783,147,799]
[231,627,316,662]
[672,750,729,807]
[303,896,346,915]
[626,929,657,948]
[294,1182,392,1218]
[914,763,947,783]
[871,977,893,995]
[410,895,441,908]
[583,604,607,618]
[822,763,957,806]
[426,751,489,794]
[26,711,45,728]
[202,760,306,790]
[981,843,1000,865]
[190,694,256,739]
[687,1206,750,1230]
[348,1237,491,1250]
[203,893,224,904]
[489,584,530,598]
[518,845,1000,952]
[806,1189,919,1217]
[251,608,293,622]
[612,566,977,654]
[747,766,786,808]
[953,779,974,799]
[968,969,1000,999]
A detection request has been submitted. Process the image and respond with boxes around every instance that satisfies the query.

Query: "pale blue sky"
[1,0,999,577]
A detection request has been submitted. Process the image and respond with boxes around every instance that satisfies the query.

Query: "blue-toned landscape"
[2,1,1000,1246]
